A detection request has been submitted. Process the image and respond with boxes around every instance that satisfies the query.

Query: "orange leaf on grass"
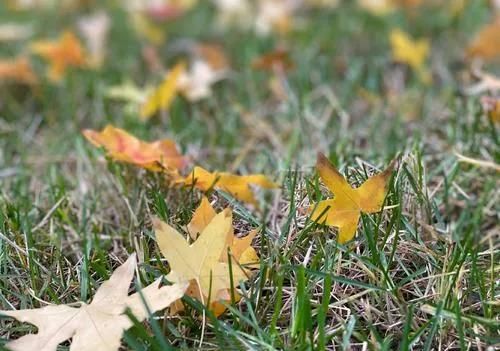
[0,56,37,85]
[467,16,500,61]
[82,125,186,172]
[183,166,278,205]
[310,153,395,243]
[30,31,87,81]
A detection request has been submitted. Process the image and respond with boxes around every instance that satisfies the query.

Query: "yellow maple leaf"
[30,31,87,81]
[390,28,431,82]
[140,61,186,120]
[154,207,257,315]
[466,16,500,62]
[183,166,278,205]
[310,153,395,243]
[1,254,187,351]
[0,56,37,85]
[82,125,186,172]
[161,197,259,316]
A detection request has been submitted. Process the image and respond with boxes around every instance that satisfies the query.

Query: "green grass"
[0,1,499,350]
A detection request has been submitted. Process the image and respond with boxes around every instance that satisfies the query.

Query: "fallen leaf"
[105,80,151,104]
[463,67,500,95]
[177,59,225,101]
[194,43,229,70]
[480,96,500,123]
[82,125,186,172]
[187,196,217,239]
[130,13,166,45]
[157,199,258,315]
[358,0,396,15]
[1,253,188,351]
[77,11,111,68]
[183,166,278,205]
[154,210,249,312]
[0,22,33,42]
[252,49,294,72]
[140,61,186,119]
[466,16,500,61]
[255,0,295,36]
[30,31,87,81]
[0,56,38,85]
[310,153,395,243]
[390,28,430,82]
[213,0,253,30]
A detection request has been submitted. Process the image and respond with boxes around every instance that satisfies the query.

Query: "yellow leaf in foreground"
[140,61,186,120]
[187,196,217,239]
[1,254,187,351]
[0,57,37,85]
[157,199,259,316]
[183,166,278,205]
[390,28,430,82]
[154,210,249,310]
[310,153,395,243]
[466,16,500,61]
[30,31,87,81]
[82,125,186,172]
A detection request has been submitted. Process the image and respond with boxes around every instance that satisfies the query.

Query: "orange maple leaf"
[82,125,186,172]
[310,153,395,243]
[0,56,37,85]
[467,16,500,61]
[31,31,87,81]
[183,166,278,205]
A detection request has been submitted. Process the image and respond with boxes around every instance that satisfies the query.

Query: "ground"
[0,1,499,350]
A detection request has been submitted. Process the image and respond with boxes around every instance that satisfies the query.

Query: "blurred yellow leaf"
[310,153,395,243]
[30,31,87,81]
[140,61,186,120]
[82,125,186,172]
[183,166,278,205]
[131,13,166,45]
[390,28,431,82]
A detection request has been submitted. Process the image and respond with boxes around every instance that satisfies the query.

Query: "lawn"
[0,0,499,350]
